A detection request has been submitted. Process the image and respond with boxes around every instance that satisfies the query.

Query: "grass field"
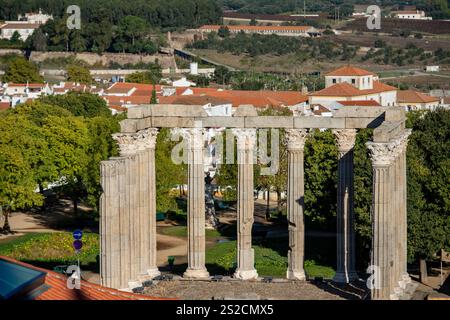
[0,232,99,271]
[205,240,335,279]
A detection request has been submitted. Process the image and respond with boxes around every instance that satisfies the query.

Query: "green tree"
[10,31,21,43]
[406,109,450,262]
[155,128,187,212]
[3,57,44,83]
[39,92,111,118]
[26,27,48,51]
[67,65,92,84]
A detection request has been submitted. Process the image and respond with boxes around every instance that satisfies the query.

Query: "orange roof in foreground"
[397,90,440,103]
[325,66,376,77]
[0,256,174,300]
[200,25,312,32]
[311,81,397,97]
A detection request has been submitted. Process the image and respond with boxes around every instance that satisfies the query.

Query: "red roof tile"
[397,90,440,103]
[0,256,174,300]
[312,81,396,97]
[325,66,376,77]
[337,100,381,106]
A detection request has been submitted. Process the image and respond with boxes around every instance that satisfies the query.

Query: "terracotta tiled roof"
[397,90,440,103]
[311,81,396,97]
[337,100,381,106]
[0,256,173,300]
[104,95,151,106]
[311,104,331,116]
[158,95,231,106]
[162,88,307,108]
[8,83,45,88]
[106,83,162,95]
[325,66,376,77]
[207,90,308,108]
[0,22,40,29]
[200,25,312,32]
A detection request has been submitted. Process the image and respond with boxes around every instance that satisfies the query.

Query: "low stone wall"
[0,49,23,56]
[29,51,176,69]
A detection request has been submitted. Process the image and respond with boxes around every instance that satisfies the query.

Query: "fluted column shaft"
[182,128,210,279]
[367,129,411,300]
[232,129,258,280]
[333,129,358,283]
[286,129,308,280]
[100,129,161,290]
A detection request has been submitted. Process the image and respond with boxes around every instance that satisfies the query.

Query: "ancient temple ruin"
[100,104,414,300]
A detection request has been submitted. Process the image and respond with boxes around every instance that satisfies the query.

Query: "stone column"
[285,129,308,280]
[180,128,210,279]
[135,129,160,278]
[332,129,358,283]
[143,128,161,278]
[368,130,413,300]
[100,159,122,289]
[111,129,161,287]
[232,129,258,280]
[367,141,395,300]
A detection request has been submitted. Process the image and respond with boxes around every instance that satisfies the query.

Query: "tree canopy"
[2,57,43,83]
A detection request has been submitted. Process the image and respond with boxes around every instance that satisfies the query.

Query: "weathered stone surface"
[136,117,152,131]
[197,117,245,128]
[294,117,345,129]
[152,117,197,128]
[151,104,208,117]
[345,117,384,129]
[384,107,406,122]
[334,106,387,118]
[234,105,258,117]
[232,129,258,280]
[120,119,138,133]
[373,121,404,143]
[285,129,308,281]
[245,116,294,128]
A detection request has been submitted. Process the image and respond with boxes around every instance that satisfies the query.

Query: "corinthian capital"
[333,129,357,152]
[113,128,159,157]
[367,129,412,166]
[231,129,257,151]
[285,129,309,151]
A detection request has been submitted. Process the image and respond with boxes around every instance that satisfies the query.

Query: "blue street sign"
[73,240,83,251]
[73,230,83,240]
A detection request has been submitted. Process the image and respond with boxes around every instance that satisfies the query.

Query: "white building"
[172,77,196,87]
[0,22,40,41]
[425,65,439,72]
[392,10,432,20]
[18,9,53,24]
[397,90,441,111]
[309,66,398,108]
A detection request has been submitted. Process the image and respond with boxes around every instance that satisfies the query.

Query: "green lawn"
[0,232,99,271]
[206,240,335,279]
